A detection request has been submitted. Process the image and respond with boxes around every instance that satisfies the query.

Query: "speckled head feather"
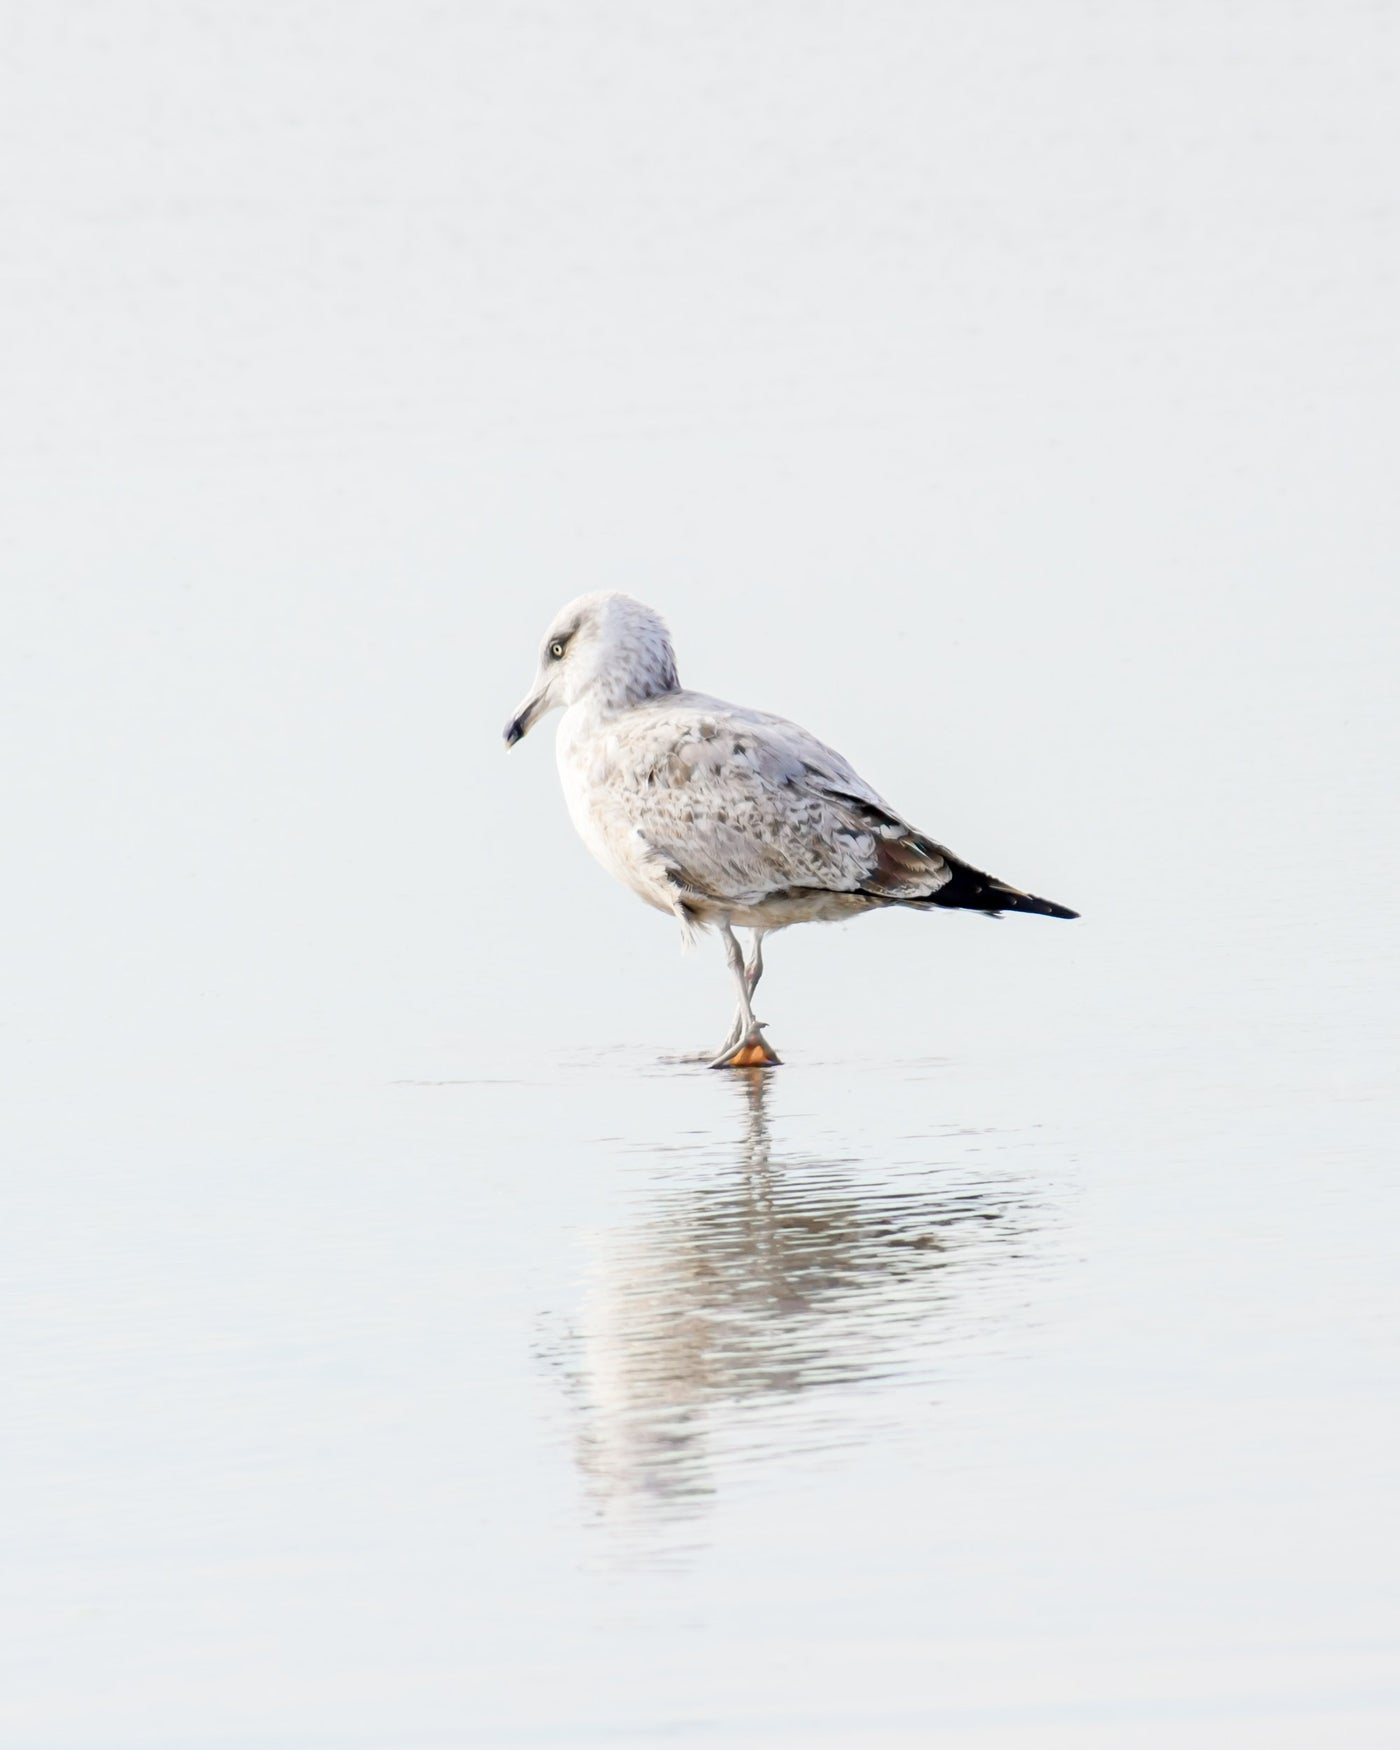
[504,593,679,745]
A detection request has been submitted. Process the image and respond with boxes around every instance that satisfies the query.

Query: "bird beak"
[503,692,544,748]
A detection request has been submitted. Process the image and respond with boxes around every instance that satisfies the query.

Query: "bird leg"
[710,925,780,1068]
[745,929,766,997]
[714,929,766,1055]
[716,929,767,1047]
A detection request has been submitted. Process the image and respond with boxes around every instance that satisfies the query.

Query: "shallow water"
[5,1020,1397,1745]
[4,1,1398,1743]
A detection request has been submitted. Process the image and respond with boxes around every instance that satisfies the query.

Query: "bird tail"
[919,858,1078,920]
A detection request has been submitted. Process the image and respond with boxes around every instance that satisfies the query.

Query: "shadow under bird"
[503,593,1077,1067]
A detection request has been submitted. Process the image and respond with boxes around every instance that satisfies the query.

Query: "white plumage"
[504,592,1075,1066]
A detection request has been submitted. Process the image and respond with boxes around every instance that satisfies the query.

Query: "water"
[3,2,1398,1744]
[5,1029,1393,1743]
[6,1020,1396,1744]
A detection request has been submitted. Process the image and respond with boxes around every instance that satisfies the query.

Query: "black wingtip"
[994,889,1078,920]
[925,863,1079,920]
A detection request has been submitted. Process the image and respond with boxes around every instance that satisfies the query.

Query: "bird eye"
[549,640,566,660]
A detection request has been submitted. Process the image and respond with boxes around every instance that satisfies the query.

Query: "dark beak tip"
[503,715,525,748]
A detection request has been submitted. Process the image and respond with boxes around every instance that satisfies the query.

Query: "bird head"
[503,593,680,747]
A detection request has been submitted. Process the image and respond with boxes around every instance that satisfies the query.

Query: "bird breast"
[556,709,674,913]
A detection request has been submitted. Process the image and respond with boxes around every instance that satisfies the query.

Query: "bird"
[503,592,1077,1067]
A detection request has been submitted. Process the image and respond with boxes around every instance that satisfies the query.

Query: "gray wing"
[603,692,953,909]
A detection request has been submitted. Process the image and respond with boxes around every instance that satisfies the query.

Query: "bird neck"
[580,662,680,715]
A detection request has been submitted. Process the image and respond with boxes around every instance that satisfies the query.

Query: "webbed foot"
[709,1027,782,1069]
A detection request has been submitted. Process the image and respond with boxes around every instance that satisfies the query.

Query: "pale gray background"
[2,3,1397,1746]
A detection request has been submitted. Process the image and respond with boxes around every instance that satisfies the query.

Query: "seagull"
[503,593,1077,1068]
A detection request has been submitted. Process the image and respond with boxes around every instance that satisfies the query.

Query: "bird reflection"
[546,1070,1040,1527]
